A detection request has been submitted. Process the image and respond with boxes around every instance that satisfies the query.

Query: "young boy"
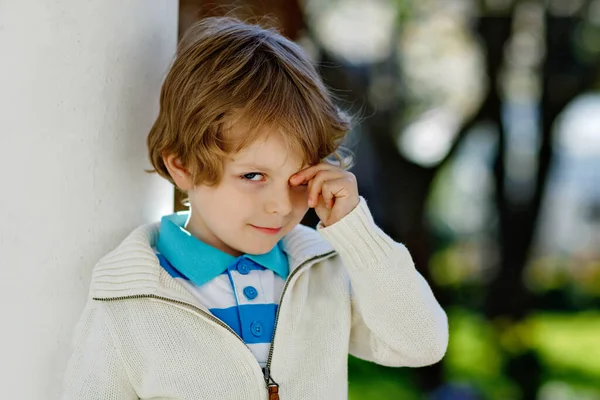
[62,16,448,400]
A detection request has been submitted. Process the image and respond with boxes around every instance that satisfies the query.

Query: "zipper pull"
[263,366,280,400]
[268,384,279,400]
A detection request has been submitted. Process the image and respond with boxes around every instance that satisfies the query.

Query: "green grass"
[348,356,420,399]
[530,312,600,378]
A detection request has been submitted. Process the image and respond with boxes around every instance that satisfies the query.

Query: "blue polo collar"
[155,211,289,286]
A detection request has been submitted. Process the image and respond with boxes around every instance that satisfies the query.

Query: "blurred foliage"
[348,356,421,400]
[349,309,600,399]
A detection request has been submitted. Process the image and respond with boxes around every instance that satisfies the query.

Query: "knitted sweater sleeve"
[62,300,138,399]
[318,197,449,367]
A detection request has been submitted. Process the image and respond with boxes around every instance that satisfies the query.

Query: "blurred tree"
[486,2,600,396]
[489,0,600,320]
[303,1,515,392]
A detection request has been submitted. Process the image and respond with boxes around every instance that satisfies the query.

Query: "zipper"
[94,294,246,343]
[263,250,336,398]
[94,250,336,399]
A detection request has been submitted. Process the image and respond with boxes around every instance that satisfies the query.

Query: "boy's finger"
[290,163,335,185]
[307,170,340,207]
[307,179,314,206]
[321,182,335,209]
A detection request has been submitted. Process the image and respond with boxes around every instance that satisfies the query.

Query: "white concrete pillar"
[0,2,177,398]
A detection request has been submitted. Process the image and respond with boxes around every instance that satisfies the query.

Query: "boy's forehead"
[229,137,306,172]
[224,117,308,171]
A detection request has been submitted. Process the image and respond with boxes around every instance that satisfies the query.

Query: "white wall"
[0,1,177,398]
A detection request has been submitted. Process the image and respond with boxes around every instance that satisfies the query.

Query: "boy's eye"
[241,172,265,182]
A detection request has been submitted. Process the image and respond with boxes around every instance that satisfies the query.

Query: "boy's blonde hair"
[147,16,352,186]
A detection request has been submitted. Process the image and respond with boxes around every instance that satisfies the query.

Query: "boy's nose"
[264,189,293,216]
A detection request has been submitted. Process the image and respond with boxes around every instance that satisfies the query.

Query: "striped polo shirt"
[154,212,288,367]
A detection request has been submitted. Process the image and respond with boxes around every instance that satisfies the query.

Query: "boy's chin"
[238,240,279,256]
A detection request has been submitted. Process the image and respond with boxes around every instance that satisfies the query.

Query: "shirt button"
[243,286,258,300]
[250,321,263,337]
[237,260,250,275]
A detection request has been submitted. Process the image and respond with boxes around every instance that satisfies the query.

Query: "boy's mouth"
[249,225,282,235]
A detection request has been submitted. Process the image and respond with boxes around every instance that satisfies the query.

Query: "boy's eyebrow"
[235,163,274,172]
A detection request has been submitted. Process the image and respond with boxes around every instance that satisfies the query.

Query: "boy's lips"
[249,225,282,235]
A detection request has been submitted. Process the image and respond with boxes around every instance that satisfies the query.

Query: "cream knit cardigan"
[62,198,448,399]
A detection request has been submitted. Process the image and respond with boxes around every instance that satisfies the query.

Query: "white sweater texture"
[62,197,448,399]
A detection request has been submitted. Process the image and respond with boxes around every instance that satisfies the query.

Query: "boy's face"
[184,131,310,257]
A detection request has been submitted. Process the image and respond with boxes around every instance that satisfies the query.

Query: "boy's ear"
[163,154,194,191]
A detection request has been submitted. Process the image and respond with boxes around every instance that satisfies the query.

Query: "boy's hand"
[290,163,359,227]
